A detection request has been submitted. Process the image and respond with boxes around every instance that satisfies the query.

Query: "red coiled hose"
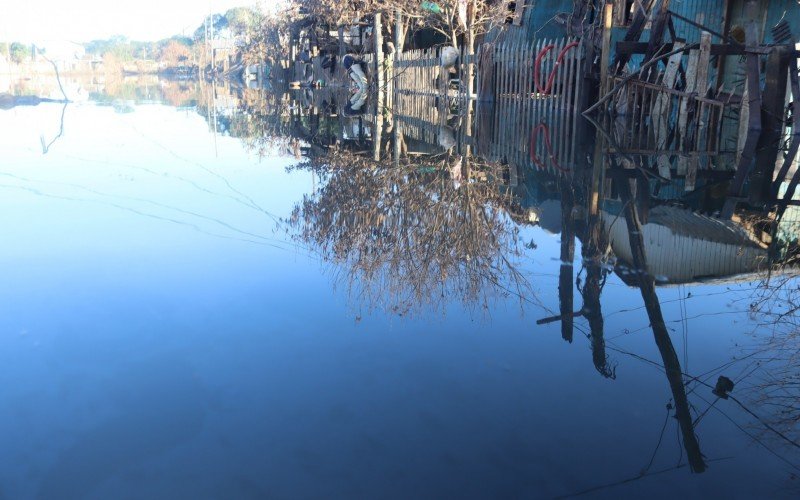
[530,123,569,172]
[534,41,579,95]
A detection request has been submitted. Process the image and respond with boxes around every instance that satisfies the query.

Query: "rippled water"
[0,83,798,499]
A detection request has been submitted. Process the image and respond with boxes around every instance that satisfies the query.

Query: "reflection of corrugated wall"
[602,205,768,284]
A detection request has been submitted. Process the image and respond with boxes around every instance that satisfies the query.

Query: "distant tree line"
[83,35,194,64]
[0,42,32,64]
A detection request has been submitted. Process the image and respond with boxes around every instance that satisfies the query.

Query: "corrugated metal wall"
[669,0,728,44]
[488,0,574,46]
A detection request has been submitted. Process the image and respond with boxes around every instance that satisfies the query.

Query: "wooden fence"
[389,39,586,176]
[393,48,444,146]
[477,37,585,176]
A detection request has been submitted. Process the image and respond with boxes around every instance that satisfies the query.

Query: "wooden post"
[374,13,385,161]
[511,0,526,26]
[750,46,789,204]
[612,0,650,73]
[677,30,702,177]
[612,0,627,27]
[645,0,671,64]
[694,32,712,136]
[722,20,763,218]
[338,26,345,56]
[464,3,476,157]
[476,43,495,156]
[559,185,576,343]
[599,3,613,99]
[394,10,404,55]
[588,5,614,214]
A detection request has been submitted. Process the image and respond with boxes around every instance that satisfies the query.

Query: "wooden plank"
[677,46,700,154]
[373,12,384,161]
[644,0,671,63]
[637,71,648,149]
[721,21,763,219]
[555,37,566,172]
[685,156,698,191]
[694,32,712,153]
[564,38,575,170]
[492,45,502,155]
[653,40,684,142]
[613,0,628,27]
[599,4,614,96]
[625,78,728,105]
[611,0,651,73]
[751,46,790,204]
[657,156,673,180]
[512,0,526,27]
[616,41,749,57]
[546,38,556,172]
[533,39,541,165]
[571,41,583,168]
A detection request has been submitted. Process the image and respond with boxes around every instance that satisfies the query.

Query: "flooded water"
[1,78,799,499]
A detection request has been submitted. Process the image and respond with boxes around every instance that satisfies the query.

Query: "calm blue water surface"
[0,98,797,499]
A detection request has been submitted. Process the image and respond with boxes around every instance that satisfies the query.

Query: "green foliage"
[224,7,262,36]
[9,42,30,63]
[84,35,195,63]
[193,7,262,41]
[193,13,228,41]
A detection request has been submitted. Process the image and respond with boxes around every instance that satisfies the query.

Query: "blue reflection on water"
[0,101,795,499]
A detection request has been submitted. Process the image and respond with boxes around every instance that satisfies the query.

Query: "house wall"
[601,207,768,283]
[486,0,577,45]
[764,1,800,43]
[669,0,728,44]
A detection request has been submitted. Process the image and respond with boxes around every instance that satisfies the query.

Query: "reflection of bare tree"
[40,103,68,154]
[743,275,800,445]
[227,89,294,156]
[287,149,532,314]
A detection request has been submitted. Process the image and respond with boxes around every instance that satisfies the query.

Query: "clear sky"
[2,1,268,43]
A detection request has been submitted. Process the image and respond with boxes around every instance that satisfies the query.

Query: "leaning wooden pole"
[616,174,707,473]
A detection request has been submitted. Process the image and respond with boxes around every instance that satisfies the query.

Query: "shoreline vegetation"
[0,5,261,81]
[0,0,509,83]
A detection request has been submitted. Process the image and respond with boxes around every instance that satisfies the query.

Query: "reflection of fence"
[393,48,443,145]
[394,48,442,95]
[392,47,477,150]
[390,39,585,173]
[478,38,584,176]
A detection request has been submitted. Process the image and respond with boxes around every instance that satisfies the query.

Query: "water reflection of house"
[601,204,769,284]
